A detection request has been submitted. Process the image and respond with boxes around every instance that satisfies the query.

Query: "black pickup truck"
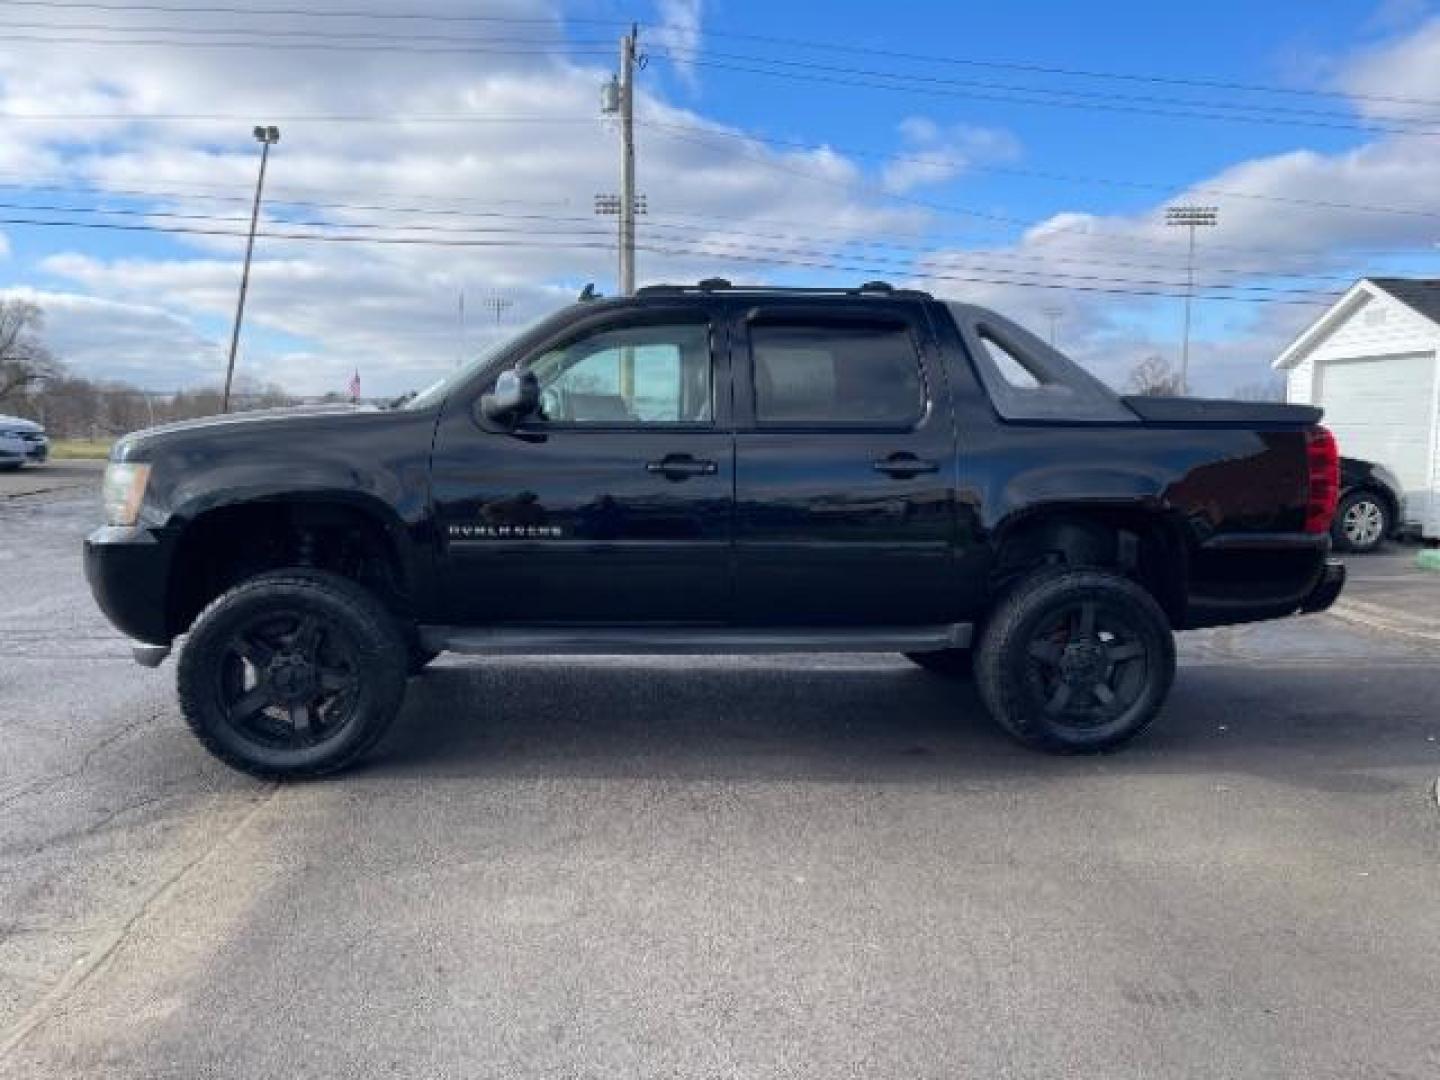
[85,281,1344,777]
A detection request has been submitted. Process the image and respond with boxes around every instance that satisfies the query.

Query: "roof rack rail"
[634,279,931,299]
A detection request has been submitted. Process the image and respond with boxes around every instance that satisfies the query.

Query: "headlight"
[102,463,152,526]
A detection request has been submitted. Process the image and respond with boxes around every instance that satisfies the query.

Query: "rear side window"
[750,322,924,426]
[978,333,1044,389]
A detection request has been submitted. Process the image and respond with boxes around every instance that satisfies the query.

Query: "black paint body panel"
[84,292,1339,645]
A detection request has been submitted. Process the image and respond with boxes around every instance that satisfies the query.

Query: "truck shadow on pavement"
[363,657,1440,791]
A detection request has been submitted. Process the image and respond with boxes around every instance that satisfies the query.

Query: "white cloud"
[904,18,1440,395]
[654,0,704,90]
[5,2,1440,399]
[881,116,1021,194]
[0,286,222,387]
[1339,14,1440,120]
[0,0,927,396]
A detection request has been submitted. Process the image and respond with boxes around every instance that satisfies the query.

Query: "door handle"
[872,453,940,478]
[646,454,719,480]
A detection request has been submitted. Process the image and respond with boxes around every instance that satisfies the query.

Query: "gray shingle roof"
[1368,277,1440,327]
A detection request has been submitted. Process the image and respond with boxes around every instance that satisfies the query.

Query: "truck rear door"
[729,300,958,625]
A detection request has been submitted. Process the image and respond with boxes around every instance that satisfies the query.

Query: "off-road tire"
[975,568,1175,754]
[177,569,408,779]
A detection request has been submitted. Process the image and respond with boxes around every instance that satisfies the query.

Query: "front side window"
[527,322,712,425]
[750,321,924,426]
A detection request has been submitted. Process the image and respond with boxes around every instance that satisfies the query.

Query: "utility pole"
[1165,205,1217,394]
[601,25,639,295]
[222,125,280,413]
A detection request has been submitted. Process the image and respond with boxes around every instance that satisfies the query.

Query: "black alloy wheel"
[178,570,408,778]
[976,568,1175,753]
[216,611,361,751]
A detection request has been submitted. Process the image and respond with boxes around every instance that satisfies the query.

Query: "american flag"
[347,370,361,402]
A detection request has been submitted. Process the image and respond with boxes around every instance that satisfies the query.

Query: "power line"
[2,28,1431,136]
[13,0,1439,115]
[3,0,625,27]
[0,130,1422,270]
[2,15,1434,136]
[682,25,1440,113]
[650,53,1440,139]
[0,32,615,55]
[0,19,594,44]
[643,119,1440,222]
[665,47,1440,130]
[0,213,1339,305]
[0,195,1368,287]
[0,112,601,123]
[649,123,1440,265]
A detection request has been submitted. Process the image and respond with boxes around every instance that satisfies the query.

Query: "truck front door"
[430,306,733,624]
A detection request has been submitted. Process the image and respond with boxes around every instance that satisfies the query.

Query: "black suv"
[86,281,1344,777]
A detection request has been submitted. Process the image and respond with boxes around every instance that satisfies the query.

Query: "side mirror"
[479,368,540,427]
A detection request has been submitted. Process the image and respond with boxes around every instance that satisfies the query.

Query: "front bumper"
[84,524,173,645]
[1299,558,1346,614]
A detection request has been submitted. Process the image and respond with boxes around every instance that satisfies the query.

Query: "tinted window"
[528,322,712,424]
[751,322,924,425]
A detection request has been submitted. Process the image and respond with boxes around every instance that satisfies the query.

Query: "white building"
[1274,277,1440,540]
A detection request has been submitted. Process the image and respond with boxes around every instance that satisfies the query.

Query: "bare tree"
[1126,354,1186,397]
[1230,377,1285,402]
[0,299,63,406]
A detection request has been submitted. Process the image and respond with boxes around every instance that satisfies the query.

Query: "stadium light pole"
[1165,205,1217,394]
[222,125,280,413]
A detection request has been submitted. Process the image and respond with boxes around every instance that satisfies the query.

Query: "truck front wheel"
[975,569,1175,753]
[177,570,409,779]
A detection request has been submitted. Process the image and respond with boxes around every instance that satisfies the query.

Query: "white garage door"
[1318,351,1437,530]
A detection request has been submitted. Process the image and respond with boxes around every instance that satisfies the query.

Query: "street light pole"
[1165,204,1217,394]
[221,125,280,413]
[1042,306,1062,348]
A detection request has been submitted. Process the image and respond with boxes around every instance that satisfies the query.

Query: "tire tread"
[177,569,407,779]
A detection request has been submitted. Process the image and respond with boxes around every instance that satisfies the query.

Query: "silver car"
[0,413,49,470]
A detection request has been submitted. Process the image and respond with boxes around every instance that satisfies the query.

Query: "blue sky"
[2,0,1440,397]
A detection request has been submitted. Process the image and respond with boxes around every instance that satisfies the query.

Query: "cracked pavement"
[2,482,1439,1079]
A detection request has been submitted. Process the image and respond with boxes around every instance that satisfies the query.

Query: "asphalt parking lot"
[2,474,1438,1079]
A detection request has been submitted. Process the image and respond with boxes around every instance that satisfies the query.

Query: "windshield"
[403,310,558,411]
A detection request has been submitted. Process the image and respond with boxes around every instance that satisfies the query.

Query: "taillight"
[1304,425,1339,534]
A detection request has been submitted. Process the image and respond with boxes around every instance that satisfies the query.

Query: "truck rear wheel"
[975,569,1175,753]
[177,570,408,779]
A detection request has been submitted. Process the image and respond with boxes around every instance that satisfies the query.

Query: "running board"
[419,623,973,657]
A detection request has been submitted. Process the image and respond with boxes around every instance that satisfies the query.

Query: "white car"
[0,413,49,470]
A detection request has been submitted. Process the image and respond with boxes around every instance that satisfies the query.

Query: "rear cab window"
[744,311,929,428]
